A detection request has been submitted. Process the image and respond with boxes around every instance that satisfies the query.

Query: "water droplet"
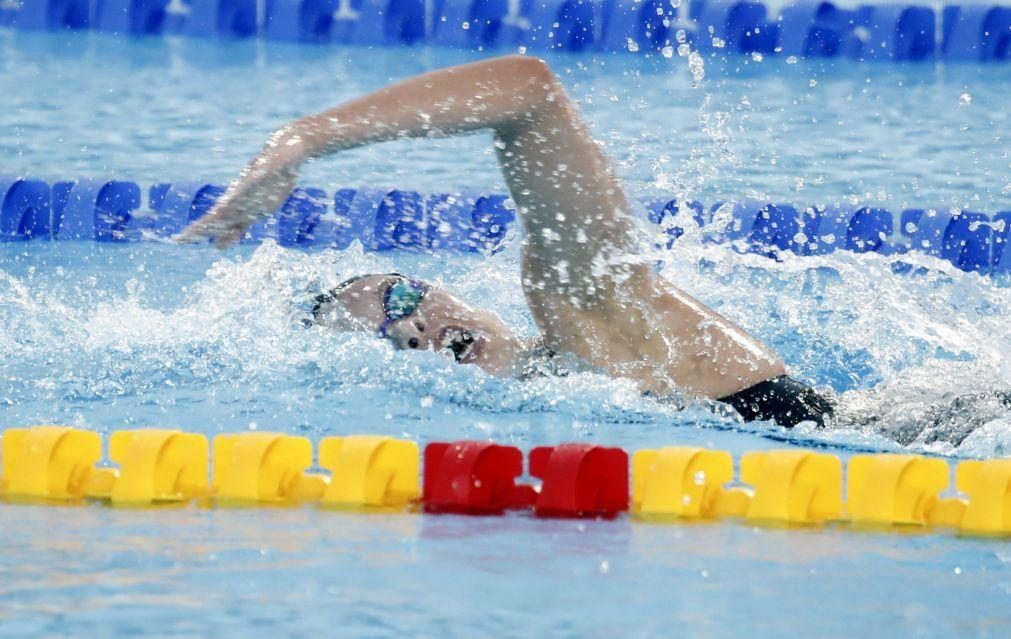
[959,93,972,106]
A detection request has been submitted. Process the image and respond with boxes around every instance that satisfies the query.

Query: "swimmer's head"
[308,273,522,376]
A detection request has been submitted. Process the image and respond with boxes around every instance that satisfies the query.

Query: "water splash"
[2,235,1009,456]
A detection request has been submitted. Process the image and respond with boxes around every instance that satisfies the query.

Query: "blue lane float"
[9,0,93,30]
[942,6,1011,61]
[903,208,994,273]
[993,212,1011,272]
[145,182,226,237]
[433,0,525,49]
[7,176,1011,275]
[247,186,328,246]
[181,0,259,39]
[693,0,777,55]
[51,180,142,241]
[645,198,707,249]
[777,2,859,58]
[945,211,993,273]
[723,201,800,255]
[94,0,171,35]
[799,205,892,256]
[855,4,936,61]
[0,177,51,241]
[601,0,680,52]
[262,0,340,42]
[263,0,427,45]
[524,0,604,52]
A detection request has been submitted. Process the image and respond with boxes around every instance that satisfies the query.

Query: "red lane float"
[529,444,629,519]
[422,441,536,515]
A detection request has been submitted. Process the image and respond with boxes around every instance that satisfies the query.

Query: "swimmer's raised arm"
[178,55,630,276]
[181,55,787,399]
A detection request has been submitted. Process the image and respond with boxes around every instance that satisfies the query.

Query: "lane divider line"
[2,426,1010,537]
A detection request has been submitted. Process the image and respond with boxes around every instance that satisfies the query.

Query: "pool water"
[4,29,1011,211]
[2,28,1011,638]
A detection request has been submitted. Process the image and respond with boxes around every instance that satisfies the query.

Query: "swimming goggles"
[303,273,429,334]
[378,276,430,337]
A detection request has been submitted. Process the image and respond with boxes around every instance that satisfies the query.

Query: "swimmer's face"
[312,274,522,376]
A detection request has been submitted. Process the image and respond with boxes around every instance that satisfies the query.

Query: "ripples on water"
[0,31,1009,458]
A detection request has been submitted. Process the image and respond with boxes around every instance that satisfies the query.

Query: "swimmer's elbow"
[497,55,560,96]
[506,55,555,82]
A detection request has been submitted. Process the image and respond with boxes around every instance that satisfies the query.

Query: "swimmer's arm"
[177,55,633,281]
[176,55,785,397]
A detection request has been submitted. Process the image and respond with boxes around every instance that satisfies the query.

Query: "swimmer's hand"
[175,165,298,248]
[176,124,310,248]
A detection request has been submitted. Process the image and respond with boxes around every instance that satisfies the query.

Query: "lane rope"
[3,425,1010,537]
[1,1,1009,62]
[3,178,1009,274]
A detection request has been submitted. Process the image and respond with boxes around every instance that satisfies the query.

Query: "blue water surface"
[2,29,1011,638]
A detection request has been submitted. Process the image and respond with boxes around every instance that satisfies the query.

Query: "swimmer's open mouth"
[438,327,482,363]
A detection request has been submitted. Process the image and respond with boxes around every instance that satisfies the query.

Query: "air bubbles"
[687,51,705,86]
[959,93,972,106]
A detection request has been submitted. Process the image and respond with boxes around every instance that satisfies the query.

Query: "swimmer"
[178,55,833,428]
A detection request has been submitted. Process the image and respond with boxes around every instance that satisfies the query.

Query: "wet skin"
[180,55,786,400]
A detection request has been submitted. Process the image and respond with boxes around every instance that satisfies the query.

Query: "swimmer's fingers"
[210,220,249,249]
[176,212,251,249]
[175,169,298,248]
[174,201,247,246]
[174,205,235,245]
[174,219,213,244]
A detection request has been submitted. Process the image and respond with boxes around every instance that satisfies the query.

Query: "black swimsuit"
[718,375,834,428]
[519,345,833,429]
